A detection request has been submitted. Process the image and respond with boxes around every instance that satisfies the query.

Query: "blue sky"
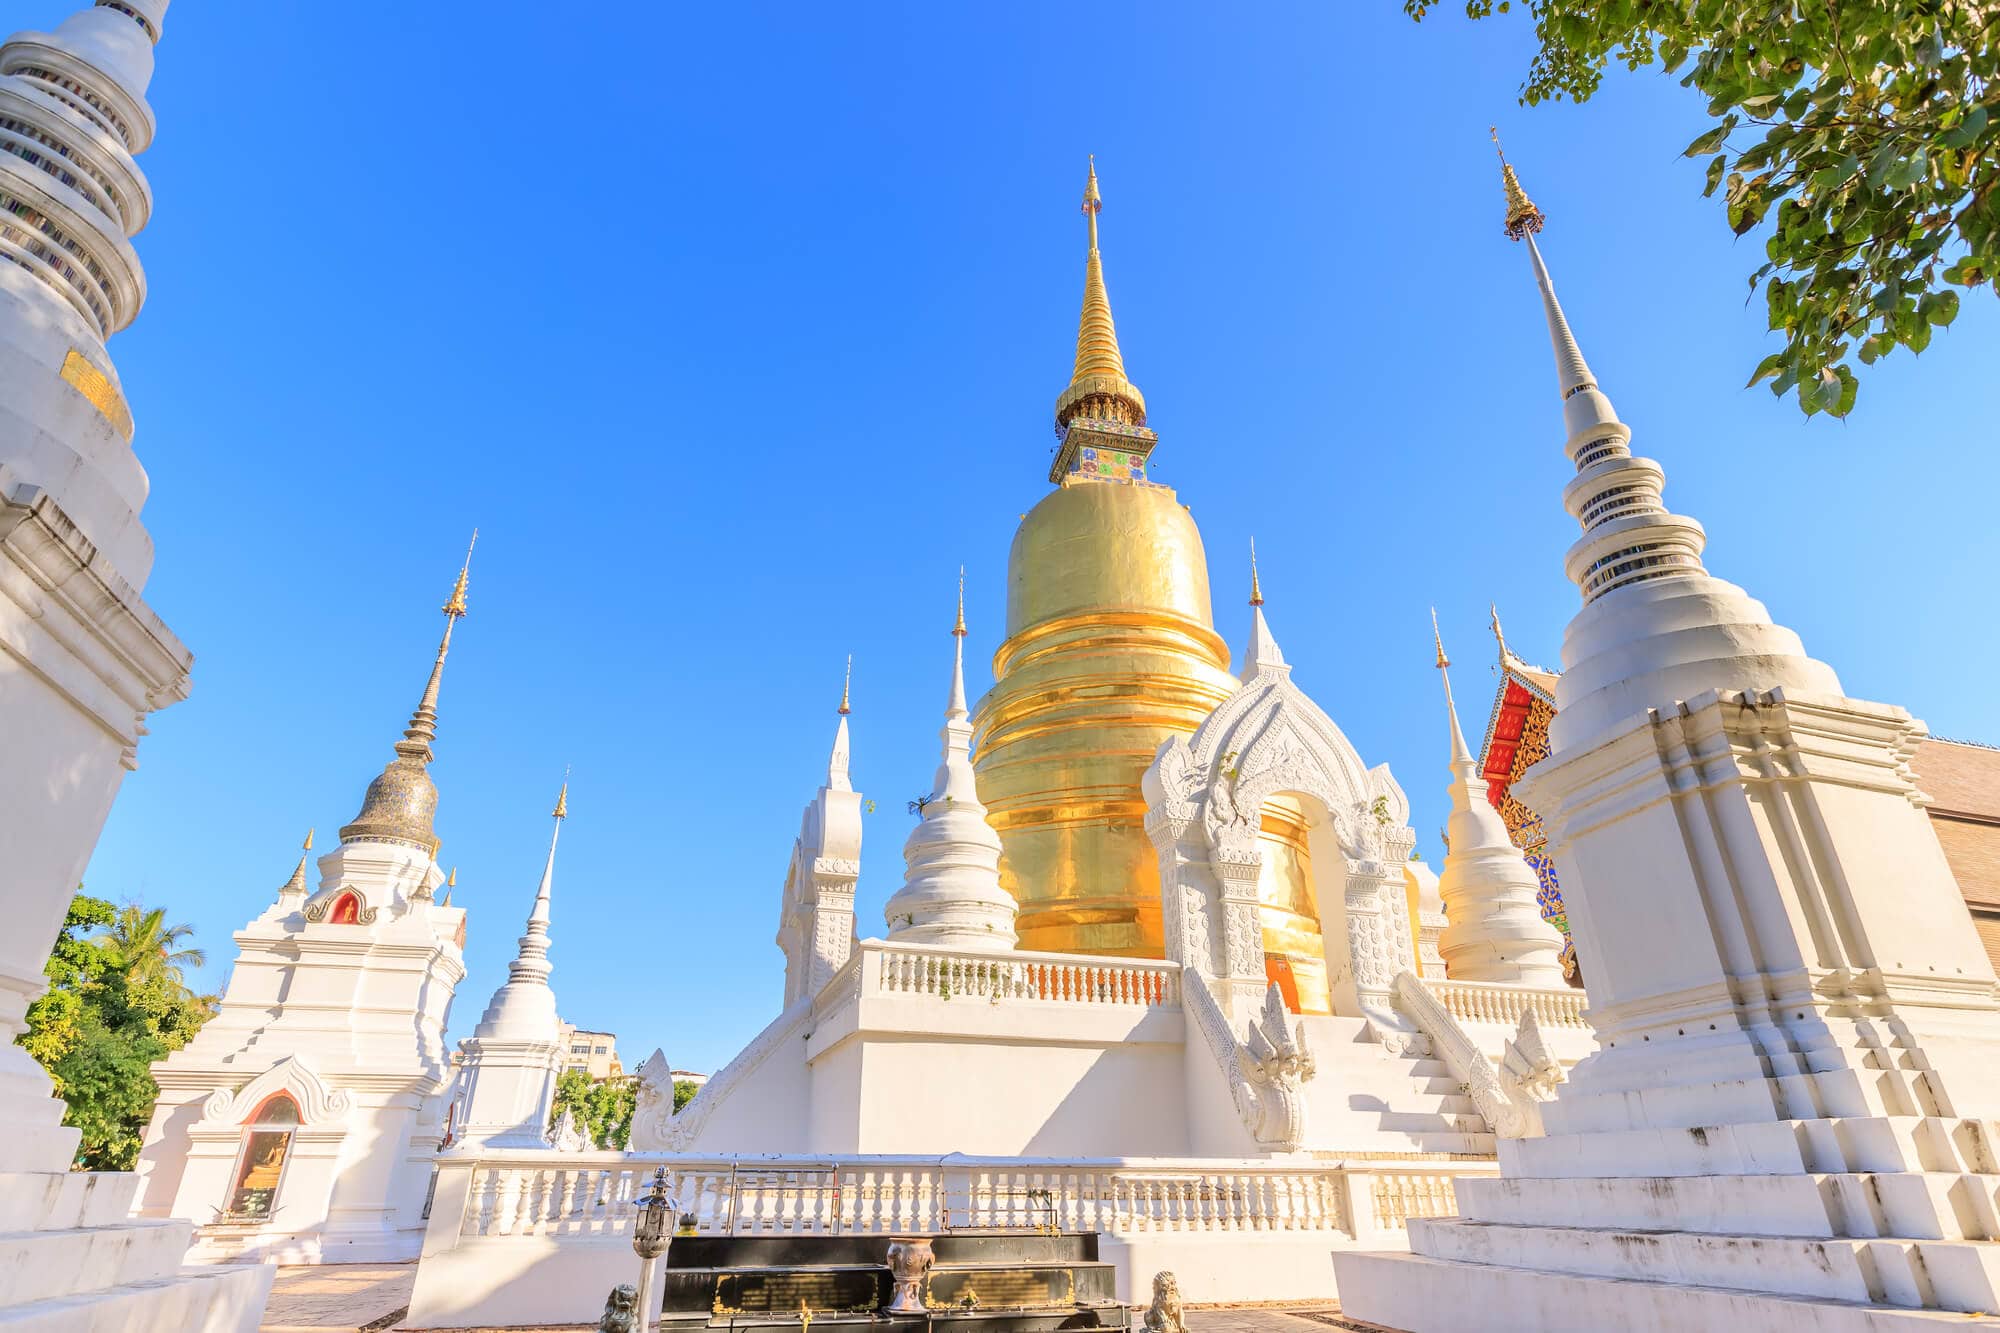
[62,1,2000,1073]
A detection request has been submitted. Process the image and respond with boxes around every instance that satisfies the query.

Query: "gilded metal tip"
[839,654,852,715]
[552,778,569,821]
[1083,155,1100,212]
[1432,607,1450,670]
[1249,538,1264,607]
[953,567,967,637]
[447,866,458,887]
[303,827,315,851]
[1491,128,1545,241]
[443,528,477,618]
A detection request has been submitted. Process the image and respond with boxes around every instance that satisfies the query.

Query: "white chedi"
[883,582,1017,949]
[449,784,570,1152]
[1431,617,1565,986]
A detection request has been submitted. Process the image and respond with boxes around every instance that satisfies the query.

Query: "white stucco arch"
[1143,611,1417,1029]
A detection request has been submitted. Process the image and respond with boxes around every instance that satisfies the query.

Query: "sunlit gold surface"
[59,348,132,441]
[1255,795,1330,1013]
[974,481,1236,956]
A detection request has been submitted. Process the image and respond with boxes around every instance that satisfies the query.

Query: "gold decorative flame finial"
[447,866,457,887]
[1249,538,1264,607]
[443,528,477,618]
[1493,128,1545,240]
[838,654,852,715]
[953,567,967,637]
[1056,157,1146,429]
[303,828,314,851]
[552,772,569,821]
[1432,607,1451,670]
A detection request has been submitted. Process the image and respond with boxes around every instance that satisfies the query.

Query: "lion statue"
[597,1283,638,1333]
[1142,1270,1186,1333]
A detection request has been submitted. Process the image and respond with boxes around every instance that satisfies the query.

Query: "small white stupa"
[884,574,1017,948]
[450,782,570,1152]
[1430,612,1566,985]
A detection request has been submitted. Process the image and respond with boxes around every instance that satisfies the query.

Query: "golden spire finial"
[1432,607,1450,670]
[303,827,315,852]
[953,567,967,637]
[1056,157,1146,429]
[443,528,477,618]
[1249,538,1264,607]
[447,865,457,887]
[1492,127,1545,240]
[839,654,852,715]
[1489,601,1508,658]
[552,768,569,820]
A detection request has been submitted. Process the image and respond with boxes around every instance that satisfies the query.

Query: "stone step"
[1506,1116,2000,1181]
[1331,1248,1993,1333]
[1401,1130,1496,1155]
[1457,1170,2000,1244]
[1409,1218,2000,1313]
[0,1220,194,1306]
[0,1172,139,1234]
[0,1261,273,1333]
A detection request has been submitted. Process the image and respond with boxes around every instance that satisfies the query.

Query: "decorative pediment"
[197,1054,354,1129]
[302,884,378,925]
[1149,663,1386,866]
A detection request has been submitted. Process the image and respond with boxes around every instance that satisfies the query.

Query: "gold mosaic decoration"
[59,348,133,441]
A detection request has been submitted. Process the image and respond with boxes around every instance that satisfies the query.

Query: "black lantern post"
[631,1166,676,1333]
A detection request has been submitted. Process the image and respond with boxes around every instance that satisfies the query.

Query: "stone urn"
[884,1236,935,1314]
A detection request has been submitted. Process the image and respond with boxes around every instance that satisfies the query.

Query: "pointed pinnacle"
[1432,607,1450,670]
[1250,538,1264,607]
[839,654,852,715]
[953,567,968,637]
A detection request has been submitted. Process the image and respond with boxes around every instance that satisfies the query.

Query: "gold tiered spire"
[953,567,967,637]
[1250,538,1265,607]
[339,534,477,852]
[838,654,853,715]
[1492,128,1545,240]
[1055,157,1147,428]
[552,777,569,820]
[1433,607,1451,669]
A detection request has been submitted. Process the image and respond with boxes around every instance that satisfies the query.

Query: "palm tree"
[96,903,205,992]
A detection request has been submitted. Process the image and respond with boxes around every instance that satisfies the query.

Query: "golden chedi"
[973,162,1329,1009]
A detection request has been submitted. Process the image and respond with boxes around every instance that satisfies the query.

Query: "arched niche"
[1144,638,1418,1031]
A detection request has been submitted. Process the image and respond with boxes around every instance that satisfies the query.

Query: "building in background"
[557,1023,621,1079]
[1912,738,2000,971]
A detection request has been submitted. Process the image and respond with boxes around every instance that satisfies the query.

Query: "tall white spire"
[471,782,566,1041]
[1242,539,1287,677]
[1494,133,1840,746]
[1430,613,1565,986]
[884,577,1017,949]
[0,0,178,584]
[828,656,853,792]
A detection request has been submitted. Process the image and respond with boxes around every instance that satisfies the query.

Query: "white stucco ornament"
[883,582,1017,949]
[628,1047,675,1152]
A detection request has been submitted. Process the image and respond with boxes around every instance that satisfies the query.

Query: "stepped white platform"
[0,1169,271,1332]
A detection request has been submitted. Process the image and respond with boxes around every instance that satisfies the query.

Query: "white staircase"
[0,1169,272,1331]
[1298,1016,1496,1156]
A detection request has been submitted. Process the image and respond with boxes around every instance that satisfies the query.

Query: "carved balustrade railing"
[1427,977,1587,1029]
[863,941,1179,1008]
[448,1151,1492,1241]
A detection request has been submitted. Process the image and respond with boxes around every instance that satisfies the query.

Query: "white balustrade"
[1428,978,1587,1029]
[451,1151,1487,1241]
[865,941,1178,1008]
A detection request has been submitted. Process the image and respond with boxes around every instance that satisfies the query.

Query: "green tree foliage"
[1407,0,1998,416]
[548,1070,701,1148]
[19,893,218,1170]
[550,1069,638,1149]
